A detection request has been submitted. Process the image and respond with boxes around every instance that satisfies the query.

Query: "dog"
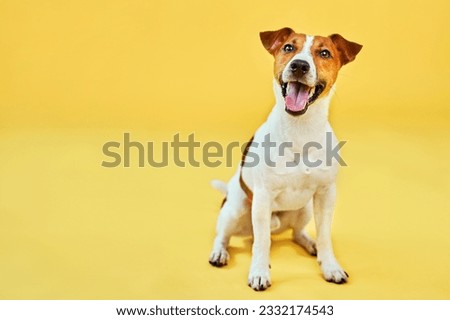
[209,27,362,291]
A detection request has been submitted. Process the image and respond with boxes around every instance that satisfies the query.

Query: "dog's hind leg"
[292,200,317,256]
[209,175,251,267]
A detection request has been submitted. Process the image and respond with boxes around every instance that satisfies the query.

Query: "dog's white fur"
[282,35,317,87]
[209,35,348,290]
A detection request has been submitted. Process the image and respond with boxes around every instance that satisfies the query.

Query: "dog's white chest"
[270,156,336,211]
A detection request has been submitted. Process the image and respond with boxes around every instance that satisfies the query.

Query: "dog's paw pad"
[248,273,271,291]
[208,249,229,267]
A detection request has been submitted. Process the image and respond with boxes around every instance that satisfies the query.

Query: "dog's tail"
[210,179,228,195]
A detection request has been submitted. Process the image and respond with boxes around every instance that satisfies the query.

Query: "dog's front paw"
[209,248,229,267]
[321,262,348,284]
[248,268,271,291]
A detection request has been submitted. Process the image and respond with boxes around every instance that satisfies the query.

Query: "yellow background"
[1,0,449,299]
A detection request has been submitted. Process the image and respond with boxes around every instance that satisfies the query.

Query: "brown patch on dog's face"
[272,33,307,85]
[260,29,310,84]
[311,35,363,96]
[310,36,341,96]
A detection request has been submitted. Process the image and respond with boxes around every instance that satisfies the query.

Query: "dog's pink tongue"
[285,82,309,112]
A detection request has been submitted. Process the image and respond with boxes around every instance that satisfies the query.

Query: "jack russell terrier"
[209,27,362,291]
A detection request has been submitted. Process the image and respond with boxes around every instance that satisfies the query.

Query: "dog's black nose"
[290,60,310,74]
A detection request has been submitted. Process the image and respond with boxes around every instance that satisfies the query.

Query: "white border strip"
[0,300,448,320]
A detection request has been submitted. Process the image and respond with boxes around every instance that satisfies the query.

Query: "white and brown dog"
[209,27,362,291]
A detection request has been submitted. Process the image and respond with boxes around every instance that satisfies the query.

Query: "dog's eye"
[283,44,294,53]
[320,49,331,58]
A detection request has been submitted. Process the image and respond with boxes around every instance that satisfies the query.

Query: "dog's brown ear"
[260,27,294,55]
[329,34,363,66]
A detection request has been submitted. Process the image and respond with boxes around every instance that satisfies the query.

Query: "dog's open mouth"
[281,81,324,116]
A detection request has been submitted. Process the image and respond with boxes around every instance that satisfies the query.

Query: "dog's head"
[260,28,362,116]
